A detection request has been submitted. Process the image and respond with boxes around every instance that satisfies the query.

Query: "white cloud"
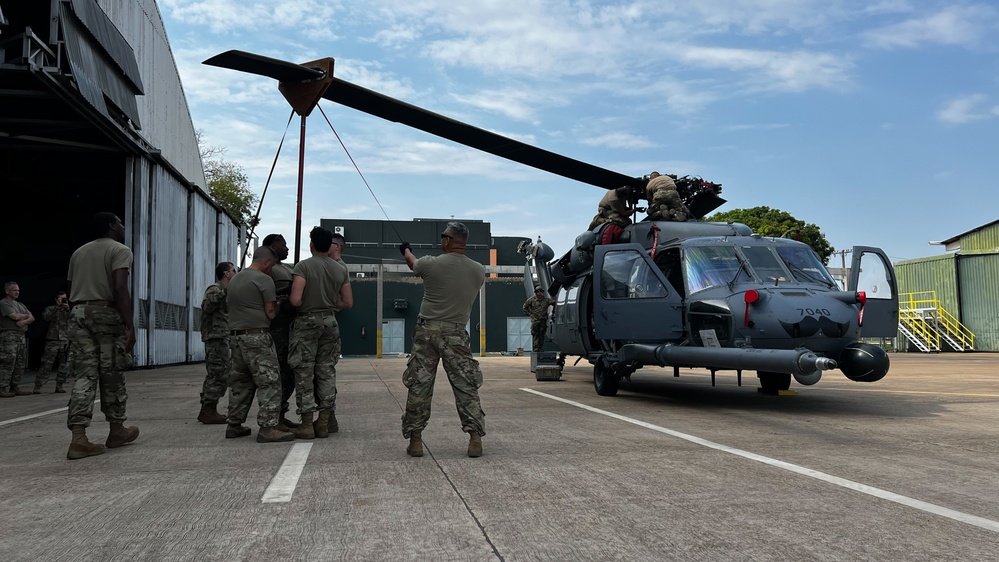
[862,5,999,49]
[450,89,541,123]
[160,0,341,38]
[580,133,656,149]
[677,46,854,92]
[937,94,999,124]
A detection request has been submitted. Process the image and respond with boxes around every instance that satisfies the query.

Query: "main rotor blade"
[323,78,645,191]
[203,50,325,83]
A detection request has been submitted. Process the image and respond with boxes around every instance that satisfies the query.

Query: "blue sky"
[159,0,999,264]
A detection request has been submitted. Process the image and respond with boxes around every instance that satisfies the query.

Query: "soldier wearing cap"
[398,221,487,458]
[523,286,556,353]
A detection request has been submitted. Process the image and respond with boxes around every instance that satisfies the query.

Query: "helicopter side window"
[684,246,751,294]
[740,245,790,284]
[775,246,838,287]
[600,250,668,299]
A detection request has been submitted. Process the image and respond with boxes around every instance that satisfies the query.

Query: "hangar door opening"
[507,317,531,351]
[382,319,405,355]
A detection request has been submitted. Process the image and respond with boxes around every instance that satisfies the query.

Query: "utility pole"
[835,249,852,289]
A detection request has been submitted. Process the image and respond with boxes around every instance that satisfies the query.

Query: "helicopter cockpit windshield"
[774,246,838,287]
[684,246,753,294]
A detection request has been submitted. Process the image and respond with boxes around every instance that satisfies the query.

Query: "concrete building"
[0,0,241,367]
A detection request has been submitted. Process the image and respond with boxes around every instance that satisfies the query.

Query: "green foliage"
[197,130,259,226]
[707,206,834,264]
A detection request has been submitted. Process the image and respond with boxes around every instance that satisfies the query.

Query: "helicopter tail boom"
[614,344,837,377]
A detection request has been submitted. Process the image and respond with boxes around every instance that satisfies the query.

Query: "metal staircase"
[897,292,975,353]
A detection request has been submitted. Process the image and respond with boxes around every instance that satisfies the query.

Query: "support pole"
[294,114,307,263]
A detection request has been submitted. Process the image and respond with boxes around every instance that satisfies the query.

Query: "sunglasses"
[441,233,454,241]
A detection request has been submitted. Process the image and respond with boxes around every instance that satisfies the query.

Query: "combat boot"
[291,413,315,439]
[197,403,227,425]
[467,433,482,458]
[0,390,14,398]
[314,410,331,439]
[328,413,339,433]
[33,385,42,394]
[257,426,294,443]
[67,425,106,460]
[106,422,140,448]
[12,386,32,396]
[279,414,300,429]
[407,430,424,457]
[225,423,251,439]
[55,383,66,393]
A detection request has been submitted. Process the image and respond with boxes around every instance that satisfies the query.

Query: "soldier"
[588,186,638,244]
[287,227,353,439]
[34,290,72,393]
[261,233,299,431]
[224,246,292,443]
[0,281,35,397]
[398,221,486,458]
[645,171,690,222]
[65,212,139,460]
[523,286,556,353]
[197,261,235,424]
[327,231,348,361]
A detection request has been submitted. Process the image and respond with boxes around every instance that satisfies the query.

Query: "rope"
[241,109,295,265]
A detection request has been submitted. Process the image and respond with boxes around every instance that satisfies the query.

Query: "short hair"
[215,261,234,280]
[56,290,67,296]
[252,246,276,263]
[445,221,469,241]
[92,212,119,237]
[310,226,333,253]
[330,232,345,247]
[4,281,17,291]
[261,233,285,247]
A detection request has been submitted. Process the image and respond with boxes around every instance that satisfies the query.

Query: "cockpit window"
[741,245,790,284]
[775,246,838,287]
[601,250,669,299]
[684,246,752,294]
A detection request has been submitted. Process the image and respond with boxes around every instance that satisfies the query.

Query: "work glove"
[399,241,412,256]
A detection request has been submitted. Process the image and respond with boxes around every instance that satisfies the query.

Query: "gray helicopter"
[202,50,899,395]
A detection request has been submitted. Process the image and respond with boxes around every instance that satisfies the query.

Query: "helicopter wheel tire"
[594,361,620,397]
[758,371,791,394]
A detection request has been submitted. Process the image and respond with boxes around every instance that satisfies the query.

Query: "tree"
[197,130,259,227]
[706,206,834,264]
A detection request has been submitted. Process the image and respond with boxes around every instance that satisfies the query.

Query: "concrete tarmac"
[1,353,997,561]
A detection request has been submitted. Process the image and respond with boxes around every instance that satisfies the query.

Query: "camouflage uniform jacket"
[42,305,71,341]
[523,295,556,322]
[200,281,229,341]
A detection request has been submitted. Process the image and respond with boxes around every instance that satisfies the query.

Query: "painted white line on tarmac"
[0,400,99,428]
[262,443,314,503]
[522,388,999,534]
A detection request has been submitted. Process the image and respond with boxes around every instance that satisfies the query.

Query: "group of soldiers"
[196,221,488,457]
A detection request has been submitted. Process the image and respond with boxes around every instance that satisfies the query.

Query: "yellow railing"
[898,291,975,351]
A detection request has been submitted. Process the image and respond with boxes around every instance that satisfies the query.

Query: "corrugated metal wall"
[894,254,959,314]
[188,195,218,362]
[958,254,999,351]
[151,167,190,364]
[959,223,999,253]
[131,156,152,367]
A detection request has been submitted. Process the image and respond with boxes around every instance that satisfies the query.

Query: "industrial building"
[0,0,241,367]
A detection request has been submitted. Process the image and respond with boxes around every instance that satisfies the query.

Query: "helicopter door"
[848,246,899,337]
[593,244,683,341]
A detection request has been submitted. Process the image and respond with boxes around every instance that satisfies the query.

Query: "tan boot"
[33,386,42,394]
[314,410,331,439]
[225,423,251,439]
[291,413,315,439]
[407,430,424,457]
[106,422,140,448]
[279,414,300,429]
[13,386,32,396]
[328,413,339,433]
[55,383,66,393]
[467,433,482,458]
[197,404,227,424]
[67,425,106,460]
[257,426,294,443]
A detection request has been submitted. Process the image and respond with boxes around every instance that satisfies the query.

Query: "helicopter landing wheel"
[594,360,620,396]
[757,371,791,394]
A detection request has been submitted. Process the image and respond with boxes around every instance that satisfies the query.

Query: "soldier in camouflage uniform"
[0,281,35,397]
[65,213,139,460]
[287,227,352,439]
[587,186,635,231]
[645,171,690,222]
[224,246,292,443]
[399,221,487,458]
[34,291,72,393]
[262,233,299,431]
[327,231,348,362]
[197,261,235,424]
[523,287,556,353]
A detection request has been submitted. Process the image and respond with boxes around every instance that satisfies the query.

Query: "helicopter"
[202,50,899,396]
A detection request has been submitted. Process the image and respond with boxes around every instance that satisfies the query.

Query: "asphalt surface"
[1,353,997,561]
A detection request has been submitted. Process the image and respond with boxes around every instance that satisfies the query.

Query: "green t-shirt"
[270,262,293,298]
[67,237,133,302]
[227,268,276,330]
[413,252,485,325]
[0,298,30,332]
[291,255,348,313]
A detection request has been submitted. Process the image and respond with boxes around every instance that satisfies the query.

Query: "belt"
[298,310,335,318]
[230,328,269,336]
[79,300,110,306]
[418,317,465,330]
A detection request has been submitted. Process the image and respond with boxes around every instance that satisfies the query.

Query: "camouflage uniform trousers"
[289,314,341,415]
[35,339,70,387]
[270,314,296,416]
[401,323,485,438]
[530,320,548,353]
[66,305,130,428]
[588,210,631,231]
[200,337,230,405]
[0,330,27,391]
[227,332,282,428]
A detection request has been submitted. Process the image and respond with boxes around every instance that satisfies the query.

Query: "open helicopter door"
[592,244,684,341]
[848,246,899,338]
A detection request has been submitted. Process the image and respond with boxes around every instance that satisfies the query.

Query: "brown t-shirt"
[227,269,276,330]
[292,255,348,313]
[67,237,133,302]
[413,252,485,325]
[0,298,30,332]
[270,262,294,298]
[597,189,628,215]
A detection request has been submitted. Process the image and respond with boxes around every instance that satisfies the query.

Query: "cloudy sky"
[159,0,998,264]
